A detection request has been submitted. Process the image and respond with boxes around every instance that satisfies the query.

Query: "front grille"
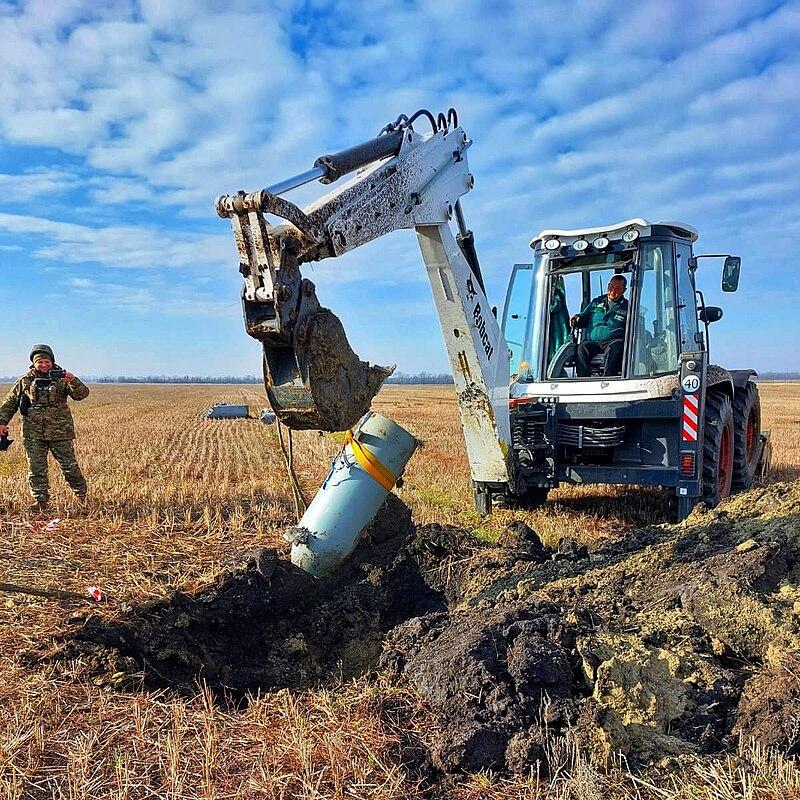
[558,423,625,448]
[512,415,549,450]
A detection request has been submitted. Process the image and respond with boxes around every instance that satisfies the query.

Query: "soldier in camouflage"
[0,344,90,513]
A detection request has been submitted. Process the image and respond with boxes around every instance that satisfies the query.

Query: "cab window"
[545,265,631,379]
[675,242,698,352]
[501,263,535,378]
[631,243,679,376]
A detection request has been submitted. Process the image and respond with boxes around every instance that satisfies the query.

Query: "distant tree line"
[759,372,800,381]
[385,372,453,384]
[0,371,456,385]
[84,375,264,384]
[8,369,794,384]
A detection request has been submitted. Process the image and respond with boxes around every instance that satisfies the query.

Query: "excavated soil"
[47,496,443,700]
[40,482,800,776]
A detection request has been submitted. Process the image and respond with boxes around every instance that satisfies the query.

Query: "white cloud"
[0,211,232,269]
[0,0,799,371]
[86,176,158,205]
[66,274,238,317]
[0,168,78,199]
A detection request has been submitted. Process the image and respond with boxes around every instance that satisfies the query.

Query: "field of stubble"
[0,382,798,799]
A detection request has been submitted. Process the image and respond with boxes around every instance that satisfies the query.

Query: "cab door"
[501,263,535,378]
[675,242,699,353]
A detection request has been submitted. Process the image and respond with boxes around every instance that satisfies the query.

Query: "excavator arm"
[216,109,512,488]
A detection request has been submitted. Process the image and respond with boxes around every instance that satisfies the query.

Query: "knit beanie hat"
[30,344,55,364]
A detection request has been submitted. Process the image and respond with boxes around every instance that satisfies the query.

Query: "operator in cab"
[570,274,629,377]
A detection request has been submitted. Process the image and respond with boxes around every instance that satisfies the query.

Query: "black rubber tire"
[702,391,734,508]
[512,486,550,510]
[732,382,761,491]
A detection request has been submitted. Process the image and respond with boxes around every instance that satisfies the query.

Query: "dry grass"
[1,381,799,799]
[449,737,800,800]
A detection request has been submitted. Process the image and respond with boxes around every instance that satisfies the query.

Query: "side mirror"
[699,305,723,324]
[721,256,741,292]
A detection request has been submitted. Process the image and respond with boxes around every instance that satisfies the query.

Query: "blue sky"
[1,0,799,377]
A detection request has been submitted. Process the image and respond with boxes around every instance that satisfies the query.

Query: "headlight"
[572,239,588,251]
[544,238,561,251]
[622,229,639,243]
[592,236,609,249]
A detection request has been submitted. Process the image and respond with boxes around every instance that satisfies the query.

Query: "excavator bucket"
[261,295,393,431]
[217,116,447,431]
[217,187,394,432]
[218,109,473,433]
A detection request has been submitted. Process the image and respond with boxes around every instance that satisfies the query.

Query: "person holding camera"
[0,344,89,513]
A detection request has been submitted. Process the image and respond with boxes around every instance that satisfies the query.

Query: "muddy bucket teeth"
[263,307,394,432]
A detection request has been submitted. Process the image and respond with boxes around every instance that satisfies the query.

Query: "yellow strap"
[345,430,396,491]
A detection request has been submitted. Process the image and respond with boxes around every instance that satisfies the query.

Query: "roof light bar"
[592,236,609,249]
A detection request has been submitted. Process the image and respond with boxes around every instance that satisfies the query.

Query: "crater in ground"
[52,495,443,699]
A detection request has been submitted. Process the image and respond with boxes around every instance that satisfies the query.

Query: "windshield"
[502,242,688,383]
[502,250,635,382]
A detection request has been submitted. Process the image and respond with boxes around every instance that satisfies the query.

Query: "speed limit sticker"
[682,374,701,393]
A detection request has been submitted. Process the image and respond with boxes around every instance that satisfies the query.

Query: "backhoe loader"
[216,108,768,520]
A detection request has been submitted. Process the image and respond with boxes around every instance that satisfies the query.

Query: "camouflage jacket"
[0,369,90,441]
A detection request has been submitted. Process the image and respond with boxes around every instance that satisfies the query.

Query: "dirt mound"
[385,482,800,772]
[382,602,582,774]
[39,482,800,776]
[732,652,800,750]
[50,495,443,699]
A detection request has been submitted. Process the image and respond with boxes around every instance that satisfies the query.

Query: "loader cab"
[497,217,759,520]
[502,219,701,390]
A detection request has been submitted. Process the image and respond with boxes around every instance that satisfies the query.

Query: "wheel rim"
[745,407,758,464]
[718,421,733,498]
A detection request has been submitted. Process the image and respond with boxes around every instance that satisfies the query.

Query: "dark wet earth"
[34,483,800,776]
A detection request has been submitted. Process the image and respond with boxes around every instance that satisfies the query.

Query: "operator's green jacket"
[574,294,629,343]
[0,370,90,441]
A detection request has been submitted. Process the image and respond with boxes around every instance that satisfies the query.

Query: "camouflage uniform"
[0,349,89,503]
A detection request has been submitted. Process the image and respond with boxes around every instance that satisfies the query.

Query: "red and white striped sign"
[682,393,699,441]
